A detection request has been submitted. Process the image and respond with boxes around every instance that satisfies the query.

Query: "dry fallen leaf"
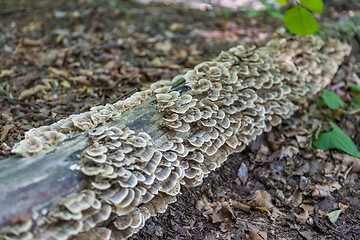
[292,161,310,175]
[311,184,331,197]
[169,23,184,31]
[267,131,282,151]
[295,210,309,224]
[0,69,15,78]
[249,226,267,240]
[326,209,342,224]
[104,61,117,69]
[338,203,348,212]
[323,161,334,174]
[61,80,71,88]
[291,189,303,207]
[255,144,270,162]
[329,182,342,192]
[48,67,69,78]
[155,41,173,52]
[300,204,314,214]
[18,84,51,100]
[231,200,251,214]
[280,145,299,158]
[341,154,360,173]
[198,197,236,224]
[0,124,14,142]
[298,230,315,240]
[248,190,274,209]
[22,37,42,46]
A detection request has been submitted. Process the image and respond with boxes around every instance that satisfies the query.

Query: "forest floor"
[0,0,359,239]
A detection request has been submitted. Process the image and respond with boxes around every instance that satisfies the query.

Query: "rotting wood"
[0,29,353,240]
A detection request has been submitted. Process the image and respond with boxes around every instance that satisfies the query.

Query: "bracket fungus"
[0,30,351,240]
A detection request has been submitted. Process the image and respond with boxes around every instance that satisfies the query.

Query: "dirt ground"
[0,0,359,239]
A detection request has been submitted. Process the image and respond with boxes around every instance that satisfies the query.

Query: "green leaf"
[284,7,319,36]
[326,209,342,224]
[247,10,260,18]
[263,3,274,11]
[313,122,360,158]
[0,82,8,97]
[270,11,285,19]
[316,98,326,107]
[300,0,323,14]
[351,83,360,92]
[321,88,346,110]
[223,8,231,20]
[275,0,288,6]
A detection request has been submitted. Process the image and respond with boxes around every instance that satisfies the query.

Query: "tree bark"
[0,93,174,228]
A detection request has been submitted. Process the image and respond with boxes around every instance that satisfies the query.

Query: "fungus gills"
[1,31,351,240]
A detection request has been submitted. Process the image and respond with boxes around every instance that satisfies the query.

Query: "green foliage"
[275,0,289,6]
[276,0,324,36]
[264,1,284,19]
[300,0,323,14]
[247,10,261,18]
[350,84,360,112]
[321,88,346,110]
[0,82,8,96]
[318,14,360,45]
[284,7,318,37]
[109,1,129,14]
[244,0,326,36]
[351,83,360,92]
[269,10,285,19]
[314,86,360,157]
[222,7,232,20]
[245,1,284,19]
[313,122,360,158]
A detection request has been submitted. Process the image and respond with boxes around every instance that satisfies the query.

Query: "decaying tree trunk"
[0,28,353,240]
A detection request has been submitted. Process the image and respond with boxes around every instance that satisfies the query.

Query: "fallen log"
[0,29,352,240]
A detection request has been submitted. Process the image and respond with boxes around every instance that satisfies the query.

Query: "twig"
[0,8,25,16]
[0,96,40,108]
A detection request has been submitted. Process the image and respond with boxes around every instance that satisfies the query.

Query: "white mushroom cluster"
[11,90,152,157]
[81,126,183,239]
[2,32,351,240]
[157,32,350,189]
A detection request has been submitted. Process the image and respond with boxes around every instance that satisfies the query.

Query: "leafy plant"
[350,83,360,113]
[109,1,130,15]
[247,10,261,18]
[0,82,8,97]
[263,1,285,19]
[313,85,360,158]
[276,0,323,36]
[284,7,318,36]
[318,85,360,113]
[222,7,232,20]
[351,83,360,92]
[313,122,360,158]
[321,88,346,110]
